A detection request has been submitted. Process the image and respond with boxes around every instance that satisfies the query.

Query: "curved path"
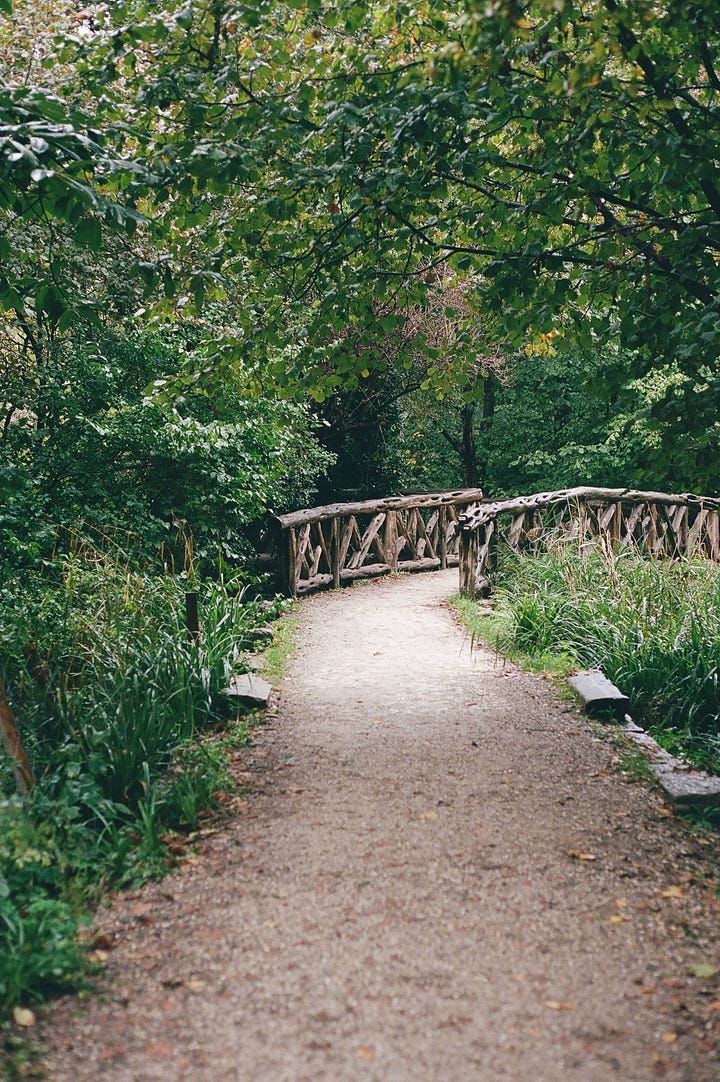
[38,572,719,1080]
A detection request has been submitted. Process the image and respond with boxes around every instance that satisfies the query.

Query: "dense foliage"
[3,0,718,487]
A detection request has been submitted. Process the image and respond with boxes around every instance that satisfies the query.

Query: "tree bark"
[461,405,478,488]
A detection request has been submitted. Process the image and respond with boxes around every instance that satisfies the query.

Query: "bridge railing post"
[384,510,398,572]
[439,506,448,570]
[331,517,341,589]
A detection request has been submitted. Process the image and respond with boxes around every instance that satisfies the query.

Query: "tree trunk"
[461,405,478,488]
[476,372,496,483]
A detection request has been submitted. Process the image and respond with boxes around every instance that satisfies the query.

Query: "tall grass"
[0,544,282,1011]
[490,542,720,774]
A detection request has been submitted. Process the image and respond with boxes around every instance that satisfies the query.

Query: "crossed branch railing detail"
[273,489,484,596]
[458,486,720,597]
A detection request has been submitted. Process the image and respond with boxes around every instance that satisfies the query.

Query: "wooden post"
[708,511,720,560]
[0,679,34,795]
[286,527,298,597]
[330,516,340,589]
[459,528,477,597]
[185,591,200,644]
[439,506,448,569]
[384,510,398,572]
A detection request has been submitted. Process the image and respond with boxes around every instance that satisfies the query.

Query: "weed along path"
[37,571,719,1081]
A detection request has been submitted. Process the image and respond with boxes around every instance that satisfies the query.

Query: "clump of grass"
[0,541,283,1012]
[259,607,299,685]
[472,541,720,774]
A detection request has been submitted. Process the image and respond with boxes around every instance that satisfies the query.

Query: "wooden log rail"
[458,486,720,597]
[273,489,484,596]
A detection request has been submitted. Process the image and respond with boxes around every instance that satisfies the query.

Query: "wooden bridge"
[271,489,483,596]
[457,486,720,597]
[272,486,720,598]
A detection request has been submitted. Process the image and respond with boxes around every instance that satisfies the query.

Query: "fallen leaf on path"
[99,1046,126,1061]
[420,811,438,821]
[709,1001,720,1011]
[610,915,631,924]
[543,1000,575,1011]
[689,963,718,979]
[161,978,207,992]
[92,931,116,950]
[357,1046,375,1059]
[12,1007,35,1027]
[661,885,685,899]
[128,902,154,918]
[145,1042,175,1057]
[567,850,596,861]
[661,1032,677,1044]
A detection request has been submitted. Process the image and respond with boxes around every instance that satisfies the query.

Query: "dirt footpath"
[36,571,719,1081]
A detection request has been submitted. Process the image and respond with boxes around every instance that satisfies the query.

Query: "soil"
[25,571,720,1080]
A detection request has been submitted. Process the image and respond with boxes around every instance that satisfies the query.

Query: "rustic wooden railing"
[273,489,484,596]
[458,486,720,597]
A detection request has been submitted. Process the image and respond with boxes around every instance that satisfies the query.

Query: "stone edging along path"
[567,668,720,810]
[30,570,720,1082]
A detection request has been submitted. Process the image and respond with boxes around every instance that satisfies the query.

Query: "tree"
[50,1,714,473]
[4,1,718,487]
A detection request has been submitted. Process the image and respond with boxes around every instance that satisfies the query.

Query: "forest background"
[0,0,718,1018]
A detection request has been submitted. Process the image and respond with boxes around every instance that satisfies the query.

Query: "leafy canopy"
[2,1,719,446]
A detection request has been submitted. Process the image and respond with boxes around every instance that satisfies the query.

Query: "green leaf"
[74,218,103,251]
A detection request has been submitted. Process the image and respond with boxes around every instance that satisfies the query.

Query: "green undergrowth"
[0,544,289,1017]
[453,543,720,776]
[258,607,299,685]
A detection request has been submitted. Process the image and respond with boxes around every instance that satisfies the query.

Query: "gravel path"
[35,571,719,1081]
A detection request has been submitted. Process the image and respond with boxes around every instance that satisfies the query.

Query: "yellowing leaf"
[661,1032,677,1044]
[689,963,718,979]
[420,811,438,821]
[660,885,684,899]
[12,1007,35,1027]
[543,1000,574,1011]
[610,915,630,924]
[357,1046,375,1059]
[567,849,596,861]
